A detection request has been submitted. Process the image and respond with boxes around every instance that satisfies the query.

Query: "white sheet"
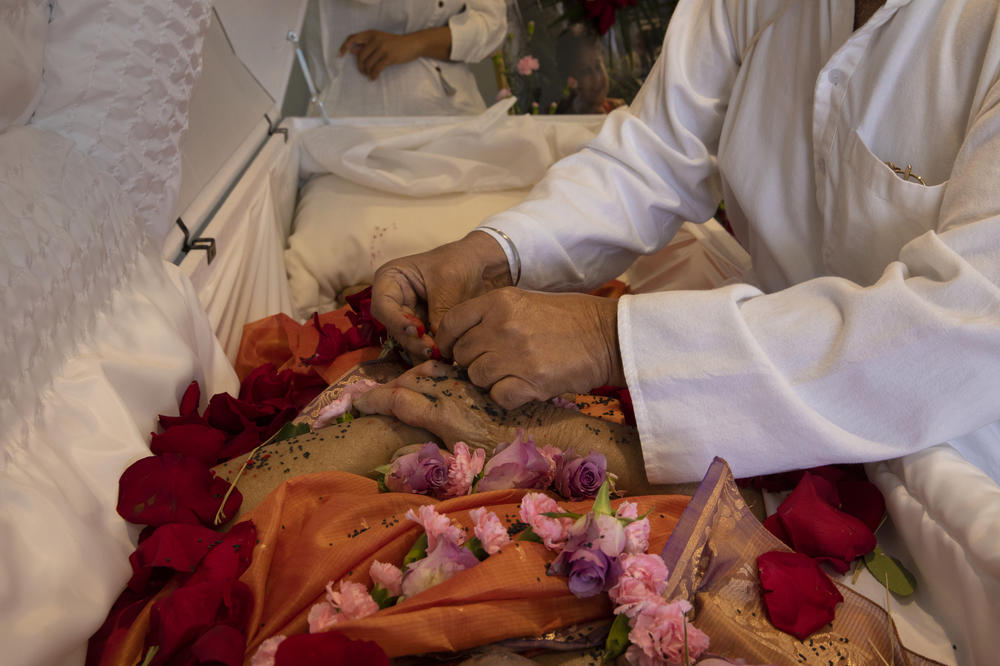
[0,126,237,666]
[870,447,1000,666]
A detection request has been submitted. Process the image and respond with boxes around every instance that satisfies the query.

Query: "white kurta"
[308,0,506,117]
[477,0,1000,484]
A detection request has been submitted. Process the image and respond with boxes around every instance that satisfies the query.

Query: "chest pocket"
[826,129,948,285]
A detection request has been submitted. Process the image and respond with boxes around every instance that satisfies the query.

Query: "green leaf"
[541,511,583,520]
[272,421,310,443]
[518,527,544,543]
[864,546,917,596]
[371,584,398,609]
[139,646,159,666]
[603,613,631,662]
[336,412,354,424]
[593,479,613,516]
[466,537,489,561]
[403,533,428,566]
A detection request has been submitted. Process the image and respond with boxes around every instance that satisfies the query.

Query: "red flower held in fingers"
[758,550,844,639]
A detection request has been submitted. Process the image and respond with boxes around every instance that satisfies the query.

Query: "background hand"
[370,232,513,359]
[435,288,625,409]
[339,26,451,80]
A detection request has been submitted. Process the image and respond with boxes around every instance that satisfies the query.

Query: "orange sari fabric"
[233,311,380,384]
[107,473,688,664]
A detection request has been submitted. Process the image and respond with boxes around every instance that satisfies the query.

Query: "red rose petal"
[189,521,257,586]
[762,513,792,547]
[117,454,216,527]
[179,381,201,417]
[836,479,886,533]
[205,393,274,434]
[127,523,220,592]
[275,631,389,666]
[86,589,148,666]
[150,424,227,465]
[758,550,844,639]
[190,625,245,666]
[776,473,876,573]
[149,581,226,663]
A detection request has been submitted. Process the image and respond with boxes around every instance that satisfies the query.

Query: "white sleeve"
[476,0,742,292]
[623,74,1000,483]
[448,0,507,63]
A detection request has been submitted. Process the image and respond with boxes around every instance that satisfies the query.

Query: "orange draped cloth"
[106,473,688,664]
[233,311,381,384]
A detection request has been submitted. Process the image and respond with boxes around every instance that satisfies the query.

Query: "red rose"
[758,550,843,639]
[274,631,389,666]
[775,473,876,573]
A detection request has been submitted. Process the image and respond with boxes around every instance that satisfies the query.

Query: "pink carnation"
[307,601,339,633]
[538,445,564,489]
[442,442,486,498]
[312,379,378,428]
[308,579,379,632]
[616,501,639,519]
[624,517,651,554]
[250,635,286,666]
[405,504,464,550]
[516,55,540,76]
[471,507,510,555]
[608,553,669,617]
[519,492,572,551]
[626,599,709,666]
[369,560,403,597]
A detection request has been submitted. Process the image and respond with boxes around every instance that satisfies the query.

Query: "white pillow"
[0,0,48,130]
[31,0,213,243]
[285,173,531,317]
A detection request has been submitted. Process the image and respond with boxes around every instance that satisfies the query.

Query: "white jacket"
[479,0,1000,484]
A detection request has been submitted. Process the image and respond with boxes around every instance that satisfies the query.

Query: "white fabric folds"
[299,101,605,195]
[0,126,237,666]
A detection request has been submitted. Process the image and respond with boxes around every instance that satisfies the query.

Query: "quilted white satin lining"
[0,0,48,130]
[0,126,145,457]
[31,0,213,243]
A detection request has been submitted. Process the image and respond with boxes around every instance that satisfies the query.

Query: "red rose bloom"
[758,550,844,639]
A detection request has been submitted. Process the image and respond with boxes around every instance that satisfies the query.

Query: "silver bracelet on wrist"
[480,226,521,286]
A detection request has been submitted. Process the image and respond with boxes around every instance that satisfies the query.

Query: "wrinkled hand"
[371,232,512,359]
[353,361,545,453]
[436,288,625,409]
[339,30,427,80]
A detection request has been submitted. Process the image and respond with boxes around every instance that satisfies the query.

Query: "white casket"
[1,1,997,664]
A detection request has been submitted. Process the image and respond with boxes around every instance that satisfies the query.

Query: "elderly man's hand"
[371,232,513,359]
[435,288,626,409]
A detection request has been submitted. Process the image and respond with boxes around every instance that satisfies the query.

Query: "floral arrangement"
[88,293,387,666]
[378,429,611,501]
[748,465,913,639]
[493,20,562,115]
[251,480,720,666]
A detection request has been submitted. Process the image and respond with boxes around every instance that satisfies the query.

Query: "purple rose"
[477,430,550,492]
[385,442,450,496]
[566,548,611,598]
[549,513,626,577]
[555,451,607,500]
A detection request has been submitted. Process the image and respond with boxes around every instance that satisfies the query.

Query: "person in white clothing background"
[361,0,1000,486]
[303,0,507,117]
